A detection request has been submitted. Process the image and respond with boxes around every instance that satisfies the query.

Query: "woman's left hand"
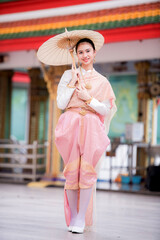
[76,84,91,101]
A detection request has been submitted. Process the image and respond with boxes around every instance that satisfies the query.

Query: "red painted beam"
[0,24,160,52]
[0,0,109,15]
[102,24,160,43]
[0,35,49,52]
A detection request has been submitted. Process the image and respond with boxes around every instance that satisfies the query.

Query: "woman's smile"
[83,57,89,62]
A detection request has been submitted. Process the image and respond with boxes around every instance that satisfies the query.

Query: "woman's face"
[76,42,96,68]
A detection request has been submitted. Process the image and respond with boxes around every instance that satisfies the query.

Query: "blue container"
[121,175,130,184]
[132,176,142,184]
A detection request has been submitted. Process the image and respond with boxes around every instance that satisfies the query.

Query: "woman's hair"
[75,38,95,52]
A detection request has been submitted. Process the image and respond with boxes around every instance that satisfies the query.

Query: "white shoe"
[72,225,85,234]
[68,226,73,232]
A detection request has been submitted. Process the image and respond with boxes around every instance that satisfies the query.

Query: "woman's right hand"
[69,65,80,86]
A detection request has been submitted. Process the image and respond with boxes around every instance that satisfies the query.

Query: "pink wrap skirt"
[55,109,110,189]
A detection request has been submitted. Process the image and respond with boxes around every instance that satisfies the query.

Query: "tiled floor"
[0,183,160,240]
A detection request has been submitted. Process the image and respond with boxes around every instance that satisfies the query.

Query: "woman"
[55,35,116,234]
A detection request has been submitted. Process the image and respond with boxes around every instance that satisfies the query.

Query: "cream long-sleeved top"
[57,67,112,116]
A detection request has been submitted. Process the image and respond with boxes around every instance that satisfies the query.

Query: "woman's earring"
[93,57,96,63]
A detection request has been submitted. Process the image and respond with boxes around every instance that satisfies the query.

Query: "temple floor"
[0,183,159,240]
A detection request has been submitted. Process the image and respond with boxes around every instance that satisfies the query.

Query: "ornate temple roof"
[0,0,160,52]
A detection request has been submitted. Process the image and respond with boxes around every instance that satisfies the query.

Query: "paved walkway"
[0,183,160,240]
